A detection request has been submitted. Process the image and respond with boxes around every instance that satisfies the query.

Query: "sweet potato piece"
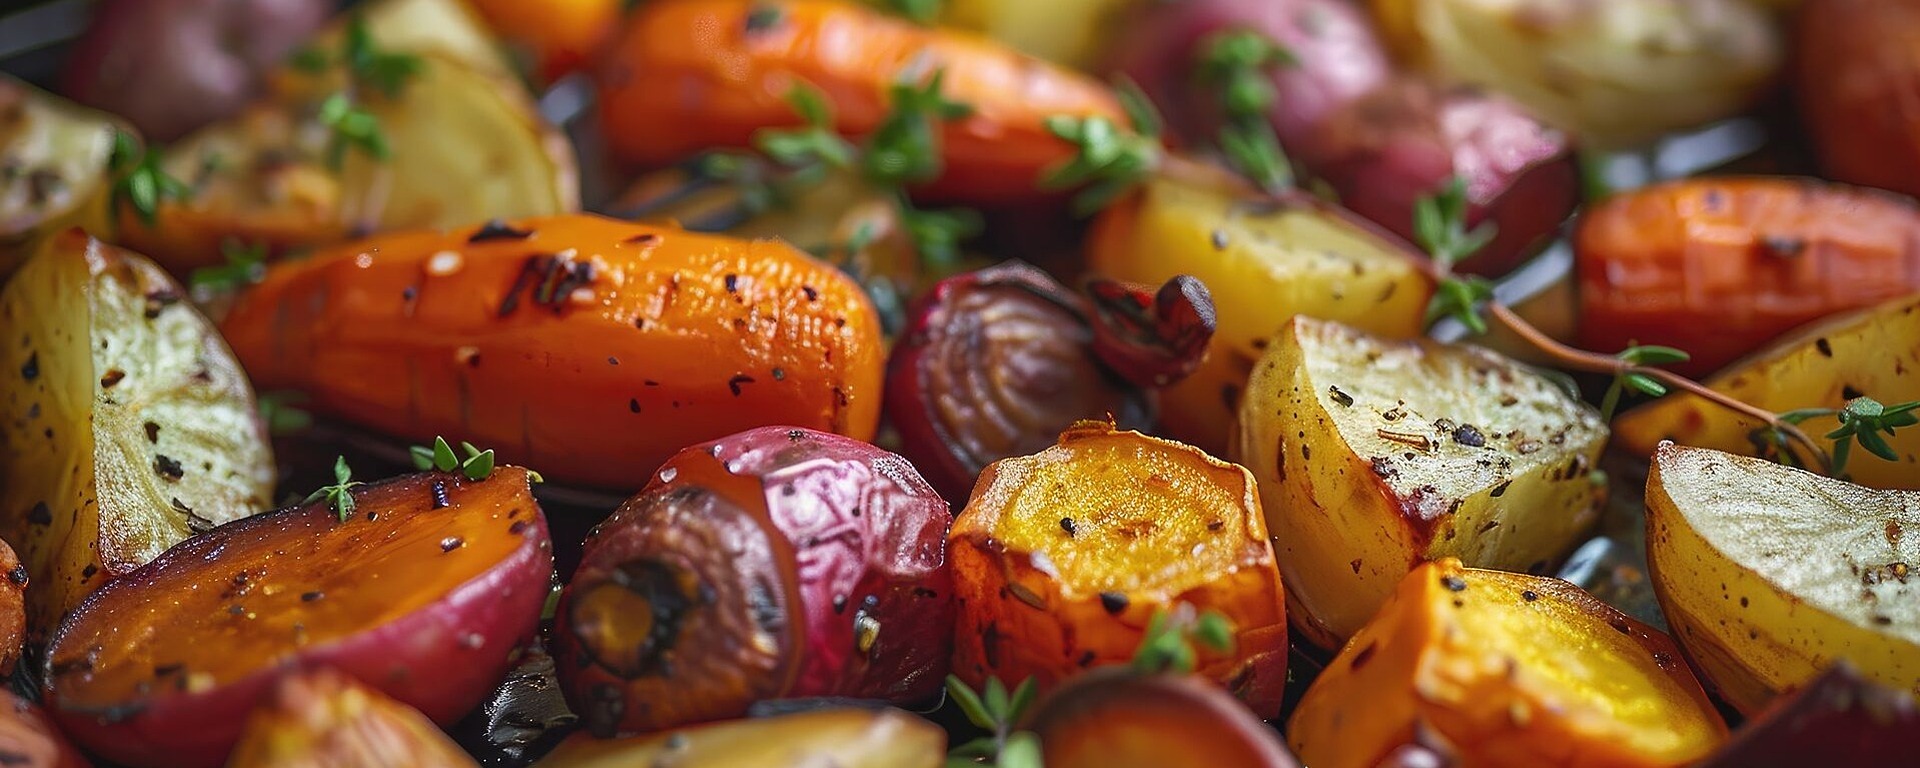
[227,669,477,768]
[1574,178,1920,377]
[555,427,953,736]
[1697,662,1918,767]
[1023,670,1299,768]
[538,708,944,767]
[949,421,1288,714]
[1796,0,1920,200]
[219,214,885,490]
[0,691,88,768]
[1288,559,1726,768]
[44,467,552,768]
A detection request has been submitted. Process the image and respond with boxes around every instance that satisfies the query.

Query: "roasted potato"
[1370,0,1782,147]
[219,215,884,490]
[289,0,516,83]
[465,0,623,82]
[555,427,954,736]
[537,708,945,767]
[0,231,274,640]
[1614,293,1920,489]
[1086,173,1433,453]
[1796,0,1920,200]
[227,669,478,768]
[0,78,119,278]
[596,0,1127,205]
[1023,670,1300,768]
[1575,178,1920,377]
[45,467,552,768]
[0,691,89,768]
[1697,661,1917,767]
[0,541,23,677]
[1288,559,1727,768]
[949,421,1290,714]
[1234,316,1608,649]
[1644,444,1920,715]
[943,0,1142,69]
[60,0,331,142]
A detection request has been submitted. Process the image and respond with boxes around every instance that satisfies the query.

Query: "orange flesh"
[53,468,539,707]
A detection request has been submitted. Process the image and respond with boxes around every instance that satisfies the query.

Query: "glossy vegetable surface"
[45,467,551,768]
[1575,178,1920,377]
[555,427,953,736]
[1796,0,1920,200]
[466,0,621,82]
[537,708,945,767]
[227,669,478,768]
[1023,670,1300,768]
[221,214,884,490]
[1697,662,1918,767]
[1288,559,1726,768]
[1645,444,1920,715]
[949,422,1289,713]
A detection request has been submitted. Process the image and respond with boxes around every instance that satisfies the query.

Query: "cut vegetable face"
[1614,293,1920,489]
[0,231,275,640]
[1288,559,1726,768]
[1644,444,1920,715]
[219,214,885,490]
[537,708,945,768]
[1234,316,1608,648]
[555,427,954,736]
[227,669,478,768]
[1023,670,1300,768]
[44,467,552,768]
[0,78,118,278]
[1086,173,1432,452]
[949,421,1289,714]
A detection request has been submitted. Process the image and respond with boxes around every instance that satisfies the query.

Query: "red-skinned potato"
[1304,79,1577,277]
[538,708,945,767]
[60,0,331,142]
[227,669,477,768]
[1796,0,1920,199]
[0,542,23,678]
[1697,662,1917,767]
[0,691,88,768]
[555,427,954,737]
[44,467,552,768]
[220,214,885,491]
[1023,670,1300,768]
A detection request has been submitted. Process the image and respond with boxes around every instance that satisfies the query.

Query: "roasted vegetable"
[0,231,274,640]
[1302,79,1577,277]
[0,541,23,677]
[60,0,331,142]
[1288,559,1726,768]
[1023,670,1300,768]
[1796,0,1920,200]
[1644,444,1920,715]
[44,467,552,768]
[597,0,1126,204]
[555,427,953,736]
[538,708,945,767]
[1086,173,1432,452]
[1575,178,1920,377]
[1234,316,1608,649]
[227,669,478,768]
[220,215,884,490]
[465,0,622,82]
[949,421,1289,713]
[886,262,1213,500]
[0,691,89,768]
[449,643,576,766]
[0,78,119,278]
[943,0,1142,68]
[1614,293,1920,489]
[1370,0,1782,147]
[1697,662,1917,767]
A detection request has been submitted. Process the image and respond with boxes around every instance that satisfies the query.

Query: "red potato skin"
[0,541,23,678]
[1796,0,1920,200]
[0,692,89,768]
[44,469,552,768]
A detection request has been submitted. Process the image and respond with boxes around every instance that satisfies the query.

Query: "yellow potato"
[1645,444,1920,714]
[1615,293,1920,490]
[1086,174,1431,453]
[1370,0,1782,147]
[1289,559,1726,768]
[1234,316,1607,648]
[0,77,118,278]
[941,0,1143,68]
[0,231,275,638]
[538,709,944,768]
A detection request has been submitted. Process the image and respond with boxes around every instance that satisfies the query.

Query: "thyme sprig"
[1195,28,1296,192]
[293,16,424,170]
[1131,605,1235,674]
[107,129,190,228]
[946,676,1042,768]
[304,457,360,521]
[409,436,496,481]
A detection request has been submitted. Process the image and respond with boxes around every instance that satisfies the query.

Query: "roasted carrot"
[466,0,623,82]
[596,0,1126,204]
[1575,177,1920,376]
[219,214,885,490]
[1796,0,1920,200]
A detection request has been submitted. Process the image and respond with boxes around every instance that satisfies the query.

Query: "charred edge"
[469,219,534,243]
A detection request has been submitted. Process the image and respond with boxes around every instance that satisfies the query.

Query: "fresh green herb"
[108,129,190,228]
[1131,606,1235,675]
[319,93,390,170]
[190,238,270,296]
[1763,397,1920,477]
[755,84,857,169]
[341,16,423,98]
[286,45,331,74]
[884,0,942,25]
[256,391,313,436]
[304,456,361,521]
[898,199,981,270]
[1424,274,1496,335]
[863,69,973,187]
[1195,28,1296,192]
[945,675,1042,768]
[1598,344,1691,421]
[297,15,422,170]
[1113,74,1163,140]
[409,436,498,481]
[1040,114,1162,216]
[1413,176,1500,334]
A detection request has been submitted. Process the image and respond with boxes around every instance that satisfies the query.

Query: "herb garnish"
[1413,177,1498,334]
[107,129,190,228]
[189,238,270,298]
[1131,605,1235,674]
[304,457,361,521]
[945,675,1042,768]
[1768,397,1920,477]
[1598,344,1690,421]
[1195,28,1296,192]
[409,436,496,481]
[881,0,941,25]
[293,16,424,170]
[1039,114,1162,216]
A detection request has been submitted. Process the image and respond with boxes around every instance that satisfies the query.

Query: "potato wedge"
[0,231,274,639]
[1233,316,1607,649]
[1645,444,1920,714]
[1086,174,1432,452]
[0,78,118,278]
[228,669,477,768]
[1288,559,1726,768]
[288,0,515,84]
[1369,0,1781,147]
[1615,293,1920,489]
[537,709,944,768]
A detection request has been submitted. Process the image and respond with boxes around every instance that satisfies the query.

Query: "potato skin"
[556,427,954,736]
[220,214,884,490]
[227,669,477,768]
[0,691,89,768]
[596,0,1126,204]
[1288,559,1726,768]
[1575,178,1920,377]
[1796,0,1920,199]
